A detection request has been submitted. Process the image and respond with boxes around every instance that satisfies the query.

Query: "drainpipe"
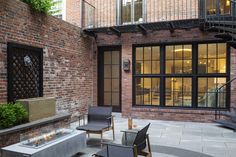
[80,0,84,28]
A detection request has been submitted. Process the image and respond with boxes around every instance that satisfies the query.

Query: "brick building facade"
[0,0,235,123]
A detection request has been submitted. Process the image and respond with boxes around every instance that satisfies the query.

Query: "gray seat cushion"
[76,122,109,132]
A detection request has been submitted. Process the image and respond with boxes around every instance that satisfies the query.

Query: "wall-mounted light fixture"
[123,59,130,72]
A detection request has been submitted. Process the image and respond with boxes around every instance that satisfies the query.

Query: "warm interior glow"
[226,0,230,6]
[174,49,192,52]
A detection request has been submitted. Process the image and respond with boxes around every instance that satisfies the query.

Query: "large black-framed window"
[133,42,230,109]
[206,0,231,15]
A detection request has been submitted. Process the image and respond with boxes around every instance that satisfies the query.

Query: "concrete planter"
[17,97,56,122]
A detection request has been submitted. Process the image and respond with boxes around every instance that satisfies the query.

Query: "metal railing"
[215,77,236,120]
[81,0,200,29]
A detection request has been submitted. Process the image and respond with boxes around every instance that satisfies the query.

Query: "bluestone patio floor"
[70,113,236,157]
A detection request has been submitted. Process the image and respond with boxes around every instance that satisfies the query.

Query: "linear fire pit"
[1,129,86,157]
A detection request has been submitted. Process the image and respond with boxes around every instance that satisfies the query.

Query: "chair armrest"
[120,130,138,134]
[102,142,134,149]
[106,115,115,119]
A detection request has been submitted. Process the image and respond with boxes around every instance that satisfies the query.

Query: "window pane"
[112,93,119,106]
[198,59,207,73]
[143,61,151,74]
[122,0,132,23]
[136,78,143,105]
[175,60,183,74]
[136,61,143,74]
[136,47,143,60]
[208,44,217,58]
[143,78,151,105]
[104,92,111,105]
[206,0,217,15]
[144,47,151,60]
[208,59,217,73]
[104,51,111,64]
[220,0,231,14]
[174,45,183,60]
[134,0,143,22]
[218,59,226,73]
[104,79,111,92]
[104,65,111,78]
[183,60,192,74]
[199,44,207,59]
[112,79,119,92]
[152,61,160,74]
[112,51,120,64]
[183,78,192,107]
[151,78,160,105]
[166,46,174,59]
[112,65,120,78]
[166,61,174,74]
[218,43,227,58]
[183,45,192,59]
[152,46,160,60]
[165,78,172,106]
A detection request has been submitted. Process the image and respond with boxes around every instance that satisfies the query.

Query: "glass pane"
[134,0,143,22]
[112,93,119,106]
[208,44,217,58]
[198,59,207,73]
[136,47,143,60]
[165,78,172,106]
[104,79,111,92]
[136,78,143,105]
[208,59,217,73]
[183,45,192,59]
[143,61,151,74]
[198,78,207,107]
[104,65,111,78]
[152,46,160,60]
[112,79,119,92]
[144,47,151,60]
[174,45,183,60]
[122,0,132,23]
[218,43,227,58]
[199,44,207,59]
[104,92,111,105]
[175,60,183,74]
[136,61,143,74]
[112,51,120,64]
[151,78,160,106]
[183,60,192,74]
[166,46,174,59]
[112,65,119,78]
[152,61,160,74]
[166,61,174,74]
[183,78,192,107]
[218,60,226,73]
[143,78,151,105]
[206,0,217,15]
[220,0,231,14]
[104,51,111,64]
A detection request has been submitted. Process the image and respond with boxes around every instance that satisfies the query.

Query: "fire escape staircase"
[214,77,236,131]
[204,0,236,48]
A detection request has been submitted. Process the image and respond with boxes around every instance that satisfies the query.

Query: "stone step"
[215,26,236,34]
[214,119,236,131]
[208,21,236,26]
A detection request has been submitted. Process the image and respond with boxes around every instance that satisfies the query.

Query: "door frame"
[97,46,122,112]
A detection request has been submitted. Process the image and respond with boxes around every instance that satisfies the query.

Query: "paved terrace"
[71,114,236,157]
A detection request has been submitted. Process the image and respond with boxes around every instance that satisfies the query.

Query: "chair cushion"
[76,122,110,132]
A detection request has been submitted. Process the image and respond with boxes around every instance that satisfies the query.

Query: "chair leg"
[88,132,90,139]
[100,131,103,148]
[112,127,115,141]
[147,135,152,157]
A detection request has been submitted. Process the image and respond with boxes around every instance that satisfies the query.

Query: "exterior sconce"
[123,59,130,72]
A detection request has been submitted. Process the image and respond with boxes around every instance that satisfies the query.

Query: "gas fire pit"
[20,128,74,149]
[1,126,86,157]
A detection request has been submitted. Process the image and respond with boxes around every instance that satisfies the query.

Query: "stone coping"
[0,113,71,136]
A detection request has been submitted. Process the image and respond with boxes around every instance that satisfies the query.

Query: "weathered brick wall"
[230,48,236,112]
[95,28,236,122]
[0,0,96,117]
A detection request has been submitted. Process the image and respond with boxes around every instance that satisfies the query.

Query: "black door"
[98,47,121,112]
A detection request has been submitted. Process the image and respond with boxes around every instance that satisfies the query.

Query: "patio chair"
[76,106,115,145]
[93,123,152,157]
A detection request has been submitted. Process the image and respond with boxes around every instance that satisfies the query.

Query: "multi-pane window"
[198,43,226,74]
[198,77,226,108]
[165,78,192,107]
[135,78,160,106]
[136,46,160,74]
[133,42,228,108]
[122,0,143,24]
[166,45,192,74]
[206,0,231,15]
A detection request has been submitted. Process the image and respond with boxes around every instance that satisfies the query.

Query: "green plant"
[0,103,28,129]
[21,0,60,14]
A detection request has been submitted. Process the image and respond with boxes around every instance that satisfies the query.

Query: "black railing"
[81,0,200,29]
[215,77,236,120]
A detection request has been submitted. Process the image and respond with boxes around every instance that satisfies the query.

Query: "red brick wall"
[0,0,96,117]
[95,28,236,122]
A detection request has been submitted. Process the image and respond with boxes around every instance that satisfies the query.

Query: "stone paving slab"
[71,113,236,157]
